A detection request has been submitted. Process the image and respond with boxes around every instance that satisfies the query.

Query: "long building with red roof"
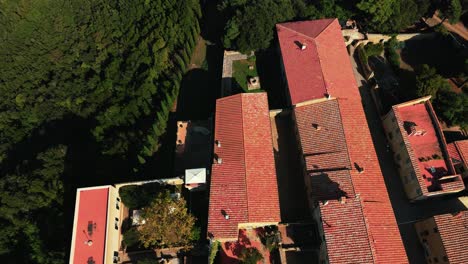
[415,210,468,263]
[447,139,468,180]
[207,92,281,242]
[70,185,121,264]
[277,19,408,263]
[382,97,464,200]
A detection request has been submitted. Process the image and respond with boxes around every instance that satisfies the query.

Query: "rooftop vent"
[301,42,307,50]
[322,200,329,206]
[404,121,427,136]
[325,93,331,99]
[312,123,321,130]
[213,154,222,164]
[221,210,230,220]
[86,240,93,246]
[354,162,365,173]
[215,140,221,148]
[339,196,347,204]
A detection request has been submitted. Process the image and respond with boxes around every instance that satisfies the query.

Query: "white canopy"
[185,168,206,184]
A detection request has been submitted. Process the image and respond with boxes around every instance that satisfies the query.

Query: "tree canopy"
[139,192,197,248]
[219,0,436,52]
[0,0,200,262]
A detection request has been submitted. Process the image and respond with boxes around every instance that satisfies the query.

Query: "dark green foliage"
[219,0,437,52]
[0,0,200,261]
[209,240,221,264]
[0,0,200,160]
[0,145,67,263]
[240,247,264,264]
[221,0,295,52]
[433,89,468,128]
[414,64,467,128]
[415,64,451,98]
[385,37,402,69]
[259,226,280,252]
[119,183,174,209]
[123,227,141,248]
[441,0,463,24]
[362,43,384,63]
[190,226,201,241]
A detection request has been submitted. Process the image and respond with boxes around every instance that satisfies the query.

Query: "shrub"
[240,247,263,264]
[123,228,140,248]
[209,240,220,264]
[364,43,384,58]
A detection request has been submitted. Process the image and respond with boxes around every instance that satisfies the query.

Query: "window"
[116,197,120,210]
[433,227,438,233]
[114,217,119,230]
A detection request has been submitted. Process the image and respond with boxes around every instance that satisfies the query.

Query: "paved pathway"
[221,51,248,97]
[432,15,468,41]
[349,49,466,264]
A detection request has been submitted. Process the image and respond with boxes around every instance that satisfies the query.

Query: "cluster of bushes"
[385,37,403,70]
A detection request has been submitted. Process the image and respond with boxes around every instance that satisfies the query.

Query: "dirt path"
[432,15,468,41]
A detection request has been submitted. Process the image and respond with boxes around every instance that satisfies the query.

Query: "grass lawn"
[232,57,263,92]
[189,36,207,69]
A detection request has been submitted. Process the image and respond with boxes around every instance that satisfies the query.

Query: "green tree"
[357,0,400,32]
[442,0,463,24]
[239,247,264,264]
[221,0,295,52]
[415,64,451,98]
[139,191,196,248]
[434,90,468,128]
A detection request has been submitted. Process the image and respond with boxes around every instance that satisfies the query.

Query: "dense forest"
[219,0,462,52]
[0,0,200,262]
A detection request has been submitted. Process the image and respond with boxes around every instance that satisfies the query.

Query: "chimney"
[215,140,221,148]
[301,43,307,50]
[339,196,347,204]
[312,123,321,130]
[354,162,364,173]
[325,93,331,99]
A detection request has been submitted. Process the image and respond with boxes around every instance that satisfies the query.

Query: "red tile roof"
[294,99,351,171]
[393,101,464,193]
[277,19,360,105]
[448,139,468,166]
[208,93,280,240]
[319,199,374,264]
[70,187,109,264]
[433,211,468,263]
[283,19,408,263]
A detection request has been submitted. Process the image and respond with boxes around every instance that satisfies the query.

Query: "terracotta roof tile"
[280,19,408,263]
[207,93,280,240]
[319,199,374,264]
[434,211,468,263]
[449,139,468,166]
[393,101,464,193]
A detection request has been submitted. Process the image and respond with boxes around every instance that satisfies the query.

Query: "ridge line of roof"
[276,23,316,42]
[357,196,378,263]
[239,94,249,222]
[313,39,330,99]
